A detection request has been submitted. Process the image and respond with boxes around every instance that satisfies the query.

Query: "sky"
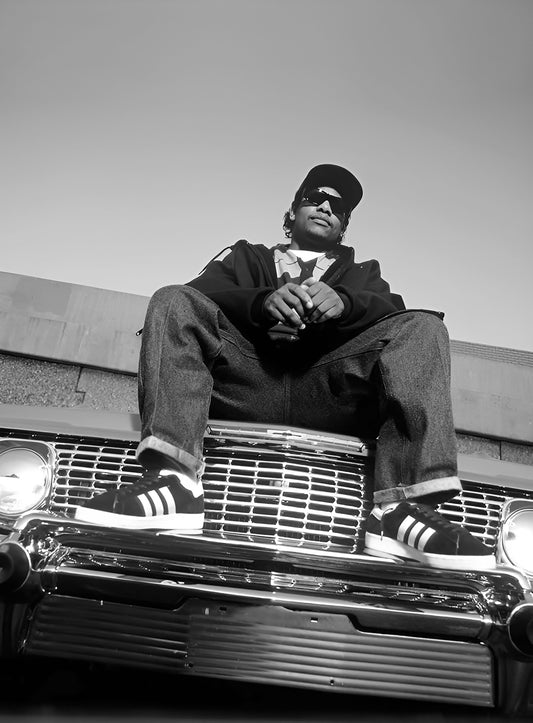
[2,0,532,351]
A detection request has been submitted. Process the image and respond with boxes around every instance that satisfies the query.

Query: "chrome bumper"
[1,513,533,710]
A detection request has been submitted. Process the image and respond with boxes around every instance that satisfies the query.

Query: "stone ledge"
[0,353,137,414]
[456,433,533,465]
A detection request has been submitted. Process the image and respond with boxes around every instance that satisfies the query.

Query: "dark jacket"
[186,240,406,347]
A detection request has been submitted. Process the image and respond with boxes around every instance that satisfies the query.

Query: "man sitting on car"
[75,163,495,571]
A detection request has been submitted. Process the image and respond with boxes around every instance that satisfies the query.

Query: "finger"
[319,305,341,321]
[308,298,337,323]
[275,300,306,328]
[307,300,325,323]
[277,288,308,318]
[307,288,329,309]
[307,308,322,323]
[300,283,316,299]
[301,281,325,301]
[292,285,314,310]
[267,292,299,317]
[290,311,306,329]
[282,294,307,320]
[267,306,286,324]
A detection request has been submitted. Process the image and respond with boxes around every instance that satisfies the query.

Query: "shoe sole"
[74,506,204,533]
[364,531,496,571]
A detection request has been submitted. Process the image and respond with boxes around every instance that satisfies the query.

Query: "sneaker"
[364,501,496,570]
[74,469,204,533]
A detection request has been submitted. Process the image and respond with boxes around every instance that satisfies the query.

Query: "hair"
[282,208,295,238]
[282,190,350,241]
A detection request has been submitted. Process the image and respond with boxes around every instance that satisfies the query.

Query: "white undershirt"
[289,249,323,261]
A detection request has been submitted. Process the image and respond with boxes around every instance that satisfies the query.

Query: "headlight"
[0,440,53,516]
[500,499,533,576]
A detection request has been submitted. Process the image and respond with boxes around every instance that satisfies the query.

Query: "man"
[75,164,495,570]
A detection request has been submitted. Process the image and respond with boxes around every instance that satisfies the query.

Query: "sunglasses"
[300,188,347,218]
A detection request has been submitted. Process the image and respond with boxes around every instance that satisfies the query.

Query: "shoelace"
[116,469,175,497]
[409,503,462,536]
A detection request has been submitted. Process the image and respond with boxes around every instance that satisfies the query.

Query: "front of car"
[0,403,532,715]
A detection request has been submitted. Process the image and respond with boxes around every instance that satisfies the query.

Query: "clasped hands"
[264,278,345,344]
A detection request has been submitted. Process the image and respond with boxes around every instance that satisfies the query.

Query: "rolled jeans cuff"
[373,476,462,506]
[136,435,205,477]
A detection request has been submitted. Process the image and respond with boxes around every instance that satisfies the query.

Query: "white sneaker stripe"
[148,489,165,516]
[159,486,176,515]
[398,515,416,542]
[137,493,152,516]
[417,527,436,551]
[407,521,427,548]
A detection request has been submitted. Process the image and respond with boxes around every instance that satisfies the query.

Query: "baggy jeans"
[137,285,462,505]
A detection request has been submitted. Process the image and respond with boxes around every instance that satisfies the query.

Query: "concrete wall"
[1,271,532,465]
[0,271,144,373]
[450,341,533,445]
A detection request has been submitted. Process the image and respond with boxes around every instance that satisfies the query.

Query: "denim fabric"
[138,285,461,505]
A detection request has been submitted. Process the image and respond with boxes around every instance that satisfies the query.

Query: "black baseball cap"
[292,164,363,214]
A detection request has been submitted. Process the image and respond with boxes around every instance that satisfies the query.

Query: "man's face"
[290,186,346,251]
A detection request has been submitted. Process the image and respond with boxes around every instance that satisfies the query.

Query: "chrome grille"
[2,424,532,552]
[46,423,374,552]
[439,487,505,547]
[202,447,370,548]
[53,441,140,509]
